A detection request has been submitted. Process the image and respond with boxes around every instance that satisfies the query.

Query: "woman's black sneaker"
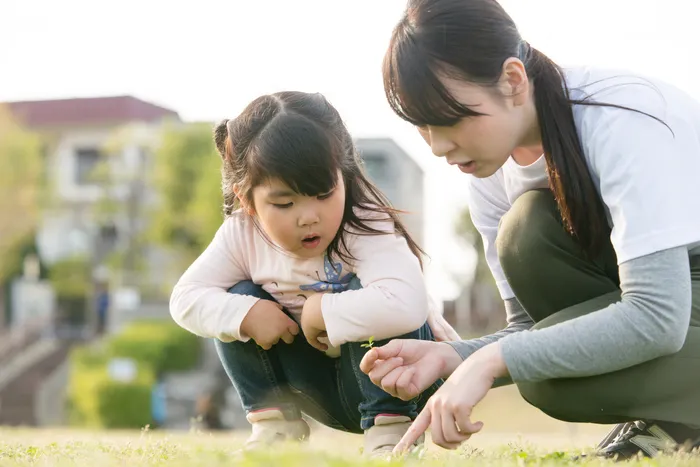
[597,420,700,460]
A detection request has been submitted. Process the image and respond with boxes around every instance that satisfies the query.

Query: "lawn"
[0,387,696,466]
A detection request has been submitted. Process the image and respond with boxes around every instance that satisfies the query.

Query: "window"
[75,148,102,185]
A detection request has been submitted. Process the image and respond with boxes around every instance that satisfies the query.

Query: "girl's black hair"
[213,91,425,266]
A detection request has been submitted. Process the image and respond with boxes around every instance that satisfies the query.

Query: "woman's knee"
[515,380,578,422]
[516,379,630,425]
[496,190,563,278]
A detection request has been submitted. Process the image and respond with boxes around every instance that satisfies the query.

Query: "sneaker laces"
[605,421,648,451]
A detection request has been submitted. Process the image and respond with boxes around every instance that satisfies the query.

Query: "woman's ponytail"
[525,43,607,256]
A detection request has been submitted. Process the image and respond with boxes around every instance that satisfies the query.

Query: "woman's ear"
[233,184,255,216]
[500,57,530,107]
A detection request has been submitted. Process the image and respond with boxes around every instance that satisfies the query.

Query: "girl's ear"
[233,184,255,216]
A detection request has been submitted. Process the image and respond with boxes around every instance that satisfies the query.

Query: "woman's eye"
[272,202,293,209]
[317,191,334,200]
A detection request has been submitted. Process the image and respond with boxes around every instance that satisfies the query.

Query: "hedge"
[68,319,201,428]
[106,320,201,374]
[68,348,154,428]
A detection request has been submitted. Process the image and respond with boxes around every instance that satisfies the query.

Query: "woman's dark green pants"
[496,189,700,426]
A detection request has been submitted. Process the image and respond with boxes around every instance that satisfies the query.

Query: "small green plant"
[361,336,375,349]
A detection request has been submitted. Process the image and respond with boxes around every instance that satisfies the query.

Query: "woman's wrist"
[472,342,509,379]
[437,342,465,378]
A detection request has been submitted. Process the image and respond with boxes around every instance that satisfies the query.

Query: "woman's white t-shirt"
[469,66,700,300]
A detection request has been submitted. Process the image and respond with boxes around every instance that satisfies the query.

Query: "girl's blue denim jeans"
[214,280,440,432]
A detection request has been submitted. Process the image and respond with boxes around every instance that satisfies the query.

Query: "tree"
[148,122,223,267]
[454,208,496,289]
[0,105,43,284]
[93,123,154,280]
[454,207,504,333]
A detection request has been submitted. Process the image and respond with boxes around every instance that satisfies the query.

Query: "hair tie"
[517,40,531,62]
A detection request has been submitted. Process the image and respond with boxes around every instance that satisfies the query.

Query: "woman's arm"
[448,298,534,360]
[500,246,691,382]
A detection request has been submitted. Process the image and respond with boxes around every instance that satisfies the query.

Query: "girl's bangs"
[384,30,484,127]
[249,114,339,195]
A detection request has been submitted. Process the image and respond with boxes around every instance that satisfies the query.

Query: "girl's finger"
[280,330,295,344]
[305,334,328,352]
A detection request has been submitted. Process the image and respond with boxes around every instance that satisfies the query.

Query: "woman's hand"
[360,339,463,401]
[393,342,509,453]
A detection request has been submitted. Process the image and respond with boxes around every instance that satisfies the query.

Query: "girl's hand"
[301,294,328,351]
[240,300,299,350]
[393,342,508,453]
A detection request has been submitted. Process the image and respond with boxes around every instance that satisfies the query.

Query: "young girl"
[360,0,700,460]
[169,91,457,456]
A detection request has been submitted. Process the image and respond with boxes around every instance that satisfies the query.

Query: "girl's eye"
[272,202,293,209]
[317,191,334,200]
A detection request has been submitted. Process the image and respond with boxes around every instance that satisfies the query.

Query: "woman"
[360,0,700,460]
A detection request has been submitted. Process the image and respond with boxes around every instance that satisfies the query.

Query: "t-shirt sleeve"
[169,217,259,342]
[321,216,429,347]
[467,173,515,299]
[581,92,700,263]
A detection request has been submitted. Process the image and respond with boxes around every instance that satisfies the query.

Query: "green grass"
[0,427,697,466]
[0,387,696,466]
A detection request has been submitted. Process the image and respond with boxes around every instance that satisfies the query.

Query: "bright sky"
[1,0,696,300]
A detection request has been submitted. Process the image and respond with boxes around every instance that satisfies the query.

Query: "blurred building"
[0,96,179,426]
[7,96,180,331]
[356,138,425,247]
[8,96,180,265]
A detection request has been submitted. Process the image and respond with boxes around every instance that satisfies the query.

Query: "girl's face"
[417,61,538,177]
[250,173,346,258]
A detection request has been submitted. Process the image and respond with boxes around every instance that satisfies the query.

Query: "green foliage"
[148,122,223,265]
[68,320,201,428]
[95,379,154,428]
[455,208,498,290]
[106,320,201,374]
[68,347,154,428]
[0,105,44,284]
[0,233,45,286]
[188,149,226,253]
[48,256,90,299]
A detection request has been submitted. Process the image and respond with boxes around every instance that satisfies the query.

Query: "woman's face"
[417,61,537,178]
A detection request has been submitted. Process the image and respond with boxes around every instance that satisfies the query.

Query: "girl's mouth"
[302,235,321,249]
[458,161,476,174]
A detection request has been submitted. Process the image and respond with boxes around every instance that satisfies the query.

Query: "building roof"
[6,95,180,128]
